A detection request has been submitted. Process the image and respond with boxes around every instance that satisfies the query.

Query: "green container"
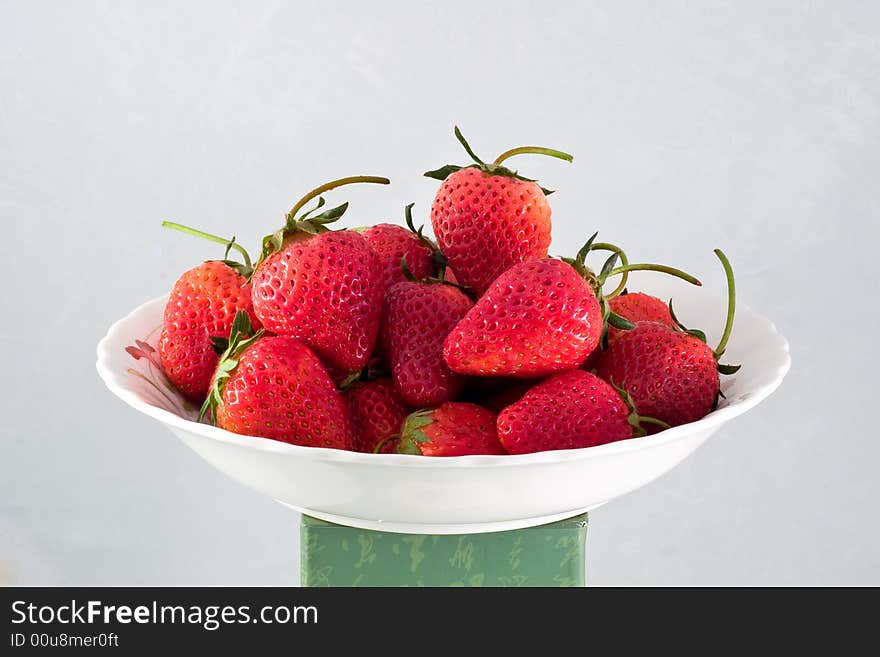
[300,514,588,587]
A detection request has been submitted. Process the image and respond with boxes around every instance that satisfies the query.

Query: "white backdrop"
[2,1,877,585]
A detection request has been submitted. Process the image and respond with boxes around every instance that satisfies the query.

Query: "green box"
[300,514,588,587]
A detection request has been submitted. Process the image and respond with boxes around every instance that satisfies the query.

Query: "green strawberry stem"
[285,175,390,223]
[493,146,574,166]
[606,263,702,287]
[162,221,252,271]
[590,242,629,298]
[373,434,399,454]
[713,248,736,358]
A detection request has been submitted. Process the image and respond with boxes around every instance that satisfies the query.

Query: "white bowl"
[96,273,790,534]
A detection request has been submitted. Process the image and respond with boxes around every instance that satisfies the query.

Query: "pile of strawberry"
[152,128,739,457]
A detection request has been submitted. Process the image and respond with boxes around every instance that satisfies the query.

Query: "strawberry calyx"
[400,252,470,293]
[562,232,703,346]
[404,202,449,271]
[612,382,671,438]
[161,221,254,277]
[260,175,391,261]
[561,232,636,337]
[396,410,435,455]
[560,232,702,348]
[199,310,264,423]
[423,126,573,195]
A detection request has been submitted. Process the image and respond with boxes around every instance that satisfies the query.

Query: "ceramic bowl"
[96,273,790,534]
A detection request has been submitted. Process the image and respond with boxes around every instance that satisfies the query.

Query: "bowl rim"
[96,294,791,469]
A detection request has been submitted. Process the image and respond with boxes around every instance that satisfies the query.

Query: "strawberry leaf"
[396,439,422,455]
[307,201,349,224]
[598,252,620,282]
[575,232,599,269]
[454,126,485,165]
[607,312,635,331]
[297,196,326,221]
[397,411,436,454]
[423,164,465,181]
[210,336,229,355]
[230,310,252,338]
[261,228,286,260]
[403,202,445,258]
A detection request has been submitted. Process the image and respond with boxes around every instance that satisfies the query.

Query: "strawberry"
[158,223,261,401]
[250,176,390,374]
[442,231,702,378]
[596,250,740,427]
[347,378,410,453]
[202,312,354,449]
[425,127,573,295]
[496,370,660,454]
[396,402,505,456]
[361,204,444,296]
[381,279,473,406]
[596,323,718,427]
[443,258,602,377]
[606,292,674,345]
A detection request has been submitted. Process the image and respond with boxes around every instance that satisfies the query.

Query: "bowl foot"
[276,501,607,534]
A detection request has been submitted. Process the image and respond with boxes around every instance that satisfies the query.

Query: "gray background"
[2,1,877,585]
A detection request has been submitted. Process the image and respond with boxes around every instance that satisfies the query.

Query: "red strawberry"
[157,222,262,401]
[425,127,573,295]
[361,223,434,294]
[250,176,390,374]
[443,258,602,377]
[596,322,719,427]
[381,280,473,406]
[203,313,354,449]
[397,402,505,456]
[497,370,645,454]
[595,250,740,427]
[347,378,410,453]
[361,204,442,296]
[607,292,674,344]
